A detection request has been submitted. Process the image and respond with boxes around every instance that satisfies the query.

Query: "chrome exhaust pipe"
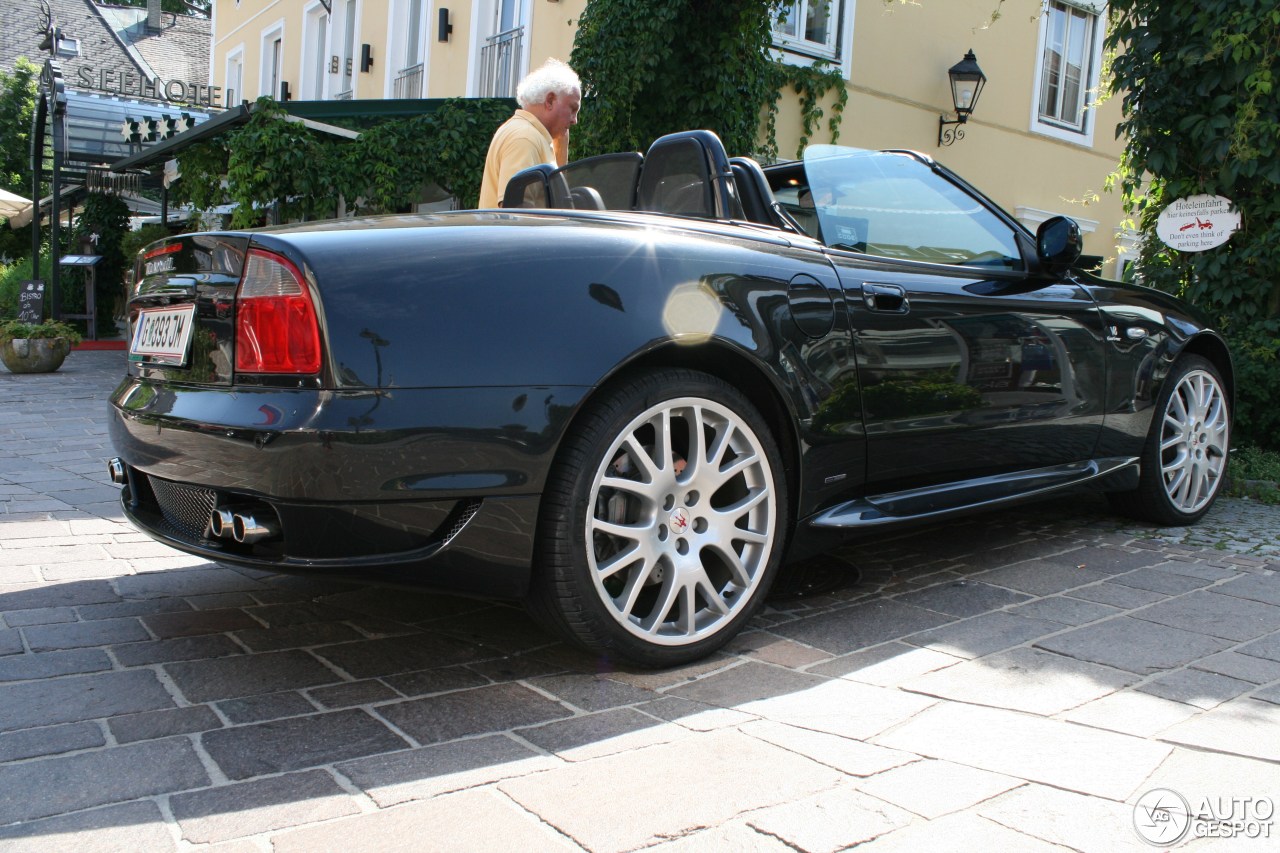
[209,506,239,539]
[107,458,127,485]
[232,512,279,544]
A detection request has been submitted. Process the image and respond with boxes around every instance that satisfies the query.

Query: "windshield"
[792,145,1023,270]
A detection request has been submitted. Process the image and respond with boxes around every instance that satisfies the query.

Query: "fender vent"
[148,476,217,541]
[442,499,482,545]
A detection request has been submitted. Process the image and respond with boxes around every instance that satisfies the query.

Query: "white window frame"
[260,21,286,100]
[388,0,430,97]
[224,46,245,108]
[301,2,330,100]
[1030,0,1107,146]
[331,0,362,99]
[465,0,532,97]
[771,1,853,81]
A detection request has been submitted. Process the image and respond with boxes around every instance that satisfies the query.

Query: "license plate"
[130,304,197,366]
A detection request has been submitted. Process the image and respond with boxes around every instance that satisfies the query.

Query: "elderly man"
[478,58,581,208]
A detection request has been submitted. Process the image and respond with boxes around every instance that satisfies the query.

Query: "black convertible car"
[108,131,1232,666]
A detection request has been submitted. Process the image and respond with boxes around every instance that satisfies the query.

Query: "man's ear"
[543,91,558,111]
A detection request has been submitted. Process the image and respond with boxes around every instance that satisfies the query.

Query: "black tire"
[528,369,788,667]
[1108,354,1230,525]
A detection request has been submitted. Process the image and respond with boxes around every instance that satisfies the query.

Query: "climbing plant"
[570,0,846,161]
[1106,0,1280,449]
[170,97,512,224]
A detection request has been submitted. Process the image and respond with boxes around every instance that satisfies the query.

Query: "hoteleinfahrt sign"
[1156,195,1240,252]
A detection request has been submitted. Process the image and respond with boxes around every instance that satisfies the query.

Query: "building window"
[303,4,329,100]
[225,49,244,107]
[1032,1,1105,143]
[260,23,285,100]
[338,0,358,99]
[773,0,841,60]
[394,0,427,99]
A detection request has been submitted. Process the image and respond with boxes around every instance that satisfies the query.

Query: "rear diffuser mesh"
[148,476,216,541]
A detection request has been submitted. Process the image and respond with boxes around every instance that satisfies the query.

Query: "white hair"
[516,58,581,109]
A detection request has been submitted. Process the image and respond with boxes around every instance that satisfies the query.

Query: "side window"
[1032,1,1105,145]
[807,152,1024,271]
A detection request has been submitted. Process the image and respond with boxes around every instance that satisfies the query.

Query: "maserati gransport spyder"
[108,131,1232,666]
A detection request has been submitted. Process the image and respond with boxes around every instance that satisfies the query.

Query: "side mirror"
[1036,216,1083,275]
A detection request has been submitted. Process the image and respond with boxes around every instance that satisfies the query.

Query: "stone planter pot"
[0,338,73,374]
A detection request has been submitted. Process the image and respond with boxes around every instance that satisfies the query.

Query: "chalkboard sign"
[17,280,44,323]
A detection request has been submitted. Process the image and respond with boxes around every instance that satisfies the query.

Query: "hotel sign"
[75,65,225,109]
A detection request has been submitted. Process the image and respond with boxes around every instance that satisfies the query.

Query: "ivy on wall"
[570,0,846,162]
[170,97,513,225]
[1106,0,1280,450]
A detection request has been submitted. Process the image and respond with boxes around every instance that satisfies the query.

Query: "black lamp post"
[938,49,987,147]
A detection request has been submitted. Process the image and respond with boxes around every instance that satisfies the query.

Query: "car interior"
[500,130,809,236]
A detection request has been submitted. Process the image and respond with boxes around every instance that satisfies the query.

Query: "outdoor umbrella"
[0,188,32,221]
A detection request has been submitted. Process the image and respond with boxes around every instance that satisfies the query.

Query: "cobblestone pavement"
[2,350,1279,851]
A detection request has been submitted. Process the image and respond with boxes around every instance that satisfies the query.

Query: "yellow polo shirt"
[478,110,557,209]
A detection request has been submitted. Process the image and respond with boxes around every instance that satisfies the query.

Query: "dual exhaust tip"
[107,458,280,546]
[210,506,279,545]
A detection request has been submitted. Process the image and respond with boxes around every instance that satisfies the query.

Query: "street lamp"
[938,49,987,147]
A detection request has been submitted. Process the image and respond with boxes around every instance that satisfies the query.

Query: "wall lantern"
[938,49,986,147]
[438,8,453,42]
[360,43,373,72]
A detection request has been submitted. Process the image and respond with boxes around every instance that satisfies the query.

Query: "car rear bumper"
[107,379,589,598]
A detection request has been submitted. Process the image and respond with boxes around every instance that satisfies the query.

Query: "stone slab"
[856,758,1023,819]
[170,769,360,844]
[499,729,845,853]
[1138,668,1254,710]
[769,599,952,655]
[905,611,1063,659]
[1130,591,1280,642]
[901,647,1136,716]
[1034,616,1232,675]
[893,581,1031,617]
[806,642,963,687]
[164,650,341,703]
[1058,689,1202,738]
[337,733,557,807]
[0,721,105,762]
[23,616,150,651]
[741,719,918,777]
[202,709,408,780]
[874,702,1171,800]
[0,669,174,732]
[0,800,176,853]
[977,783,1148,851]
[376,682,571,745]
[1157,698,1280,762]
[0,737,210,824]
[747,785,914,852]
[517,707,679,761]
[271,787,581,853]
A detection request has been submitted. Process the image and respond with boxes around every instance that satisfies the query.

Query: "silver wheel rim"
[587,396,777,646]
[1160,368,1229,514]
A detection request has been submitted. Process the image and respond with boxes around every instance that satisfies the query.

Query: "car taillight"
[235,248,321,374]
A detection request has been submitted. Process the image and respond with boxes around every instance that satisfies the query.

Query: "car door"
[801,148,1108,492]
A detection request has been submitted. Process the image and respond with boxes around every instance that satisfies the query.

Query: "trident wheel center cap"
[669,507,692,535]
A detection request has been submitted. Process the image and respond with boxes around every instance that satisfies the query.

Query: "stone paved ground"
[2,350,1279,851]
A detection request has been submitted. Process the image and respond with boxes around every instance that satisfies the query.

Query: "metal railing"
[478,26,523,98]
[393,63,424,99]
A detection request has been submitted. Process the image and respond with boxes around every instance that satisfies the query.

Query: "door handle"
[862,282,909,313]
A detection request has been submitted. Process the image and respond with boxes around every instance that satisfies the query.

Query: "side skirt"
[807,457,1140,530]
